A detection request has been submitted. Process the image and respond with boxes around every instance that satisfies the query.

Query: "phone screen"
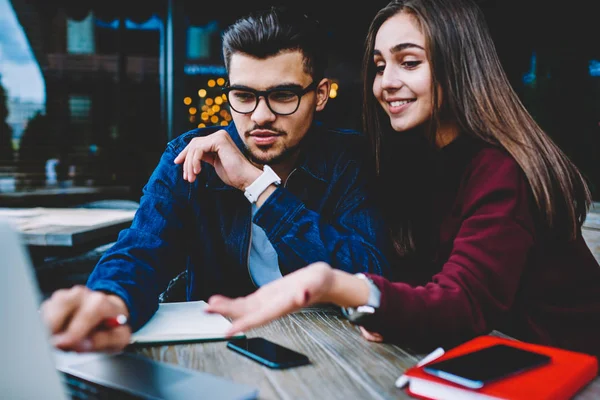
[227,338,310,369]
[423,344,551,389]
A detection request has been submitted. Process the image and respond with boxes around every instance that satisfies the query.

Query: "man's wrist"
[244,165,281,203]
[106,294,130,318]
[241,168,263,191]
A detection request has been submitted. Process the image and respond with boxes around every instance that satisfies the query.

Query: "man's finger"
[192,156,201,175]
[189,148,203,182]
[182,150,190,181]
[56,291,113,348]
[41,286,86,335]
[81,326,132,353]
[173,147,188,164]
[186,148,199,182]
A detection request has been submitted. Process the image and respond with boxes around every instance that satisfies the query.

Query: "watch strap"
[341,273,381,324]
[355,273,381,308]
[244,165,281,203]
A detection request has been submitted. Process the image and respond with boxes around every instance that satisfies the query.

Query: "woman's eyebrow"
[373,42,425,57]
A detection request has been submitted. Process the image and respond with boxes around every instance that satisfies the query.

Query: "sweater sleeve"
[364,151,536,349]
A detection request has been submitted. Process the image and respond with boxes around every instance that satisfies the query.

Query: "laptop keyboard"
[61,373,147,400]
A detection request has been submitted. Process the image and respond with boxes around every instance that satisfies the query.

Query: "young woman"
[206,0,600,357]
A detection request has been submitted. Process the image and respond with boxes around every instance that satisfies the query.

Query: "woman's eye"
[403,60,422,69]
[375,65,385,74]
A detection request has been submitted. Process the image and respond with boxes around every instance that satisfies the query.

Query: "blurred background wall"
[0,0,597,202]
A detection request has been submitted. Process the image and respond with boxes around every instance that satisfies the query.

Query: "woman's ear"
[315,78,331,112]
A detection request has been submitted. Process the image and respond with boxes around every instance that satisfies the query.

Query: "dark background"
[2,0,598,200]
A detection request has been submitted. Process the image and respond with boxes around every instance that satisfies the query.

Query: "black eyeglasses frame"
[221,81,318,116]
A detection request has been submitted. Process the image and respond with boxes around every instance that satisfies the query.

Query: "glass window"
[1,0,163,202]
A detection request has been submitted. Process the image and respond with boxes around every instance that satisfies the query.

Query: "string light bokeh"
[184,78,339,129]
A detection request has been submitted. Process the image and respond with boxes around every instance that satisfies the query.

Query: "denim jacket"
[87,122,390,330]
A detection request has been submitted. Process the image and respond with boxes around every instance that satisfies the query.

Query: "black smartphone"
[226,337,311,369]
[423,344,551,389]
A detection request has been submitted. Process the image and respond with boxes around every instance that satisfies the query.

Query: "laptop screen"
[0,219,258,400]
[0,219,69,399]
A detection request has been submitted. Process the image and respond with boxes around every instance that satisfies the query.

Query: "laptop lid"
[0,219,258,400]
[0,219,69,399]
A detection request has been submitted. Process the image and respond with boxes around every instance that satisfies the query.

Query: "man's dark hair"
[222,6,327,81]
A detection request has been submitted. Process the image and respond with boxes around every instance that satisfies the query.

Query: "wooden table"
[0,185,131,208]
[0,207,135,247]
[131,307,600,399]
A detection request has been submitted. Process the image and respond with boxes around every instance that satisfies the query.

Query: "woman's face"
[372,12,433,133]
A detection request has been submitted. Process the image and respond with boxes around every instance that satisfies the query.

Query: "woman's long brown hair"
[362,0,592,255]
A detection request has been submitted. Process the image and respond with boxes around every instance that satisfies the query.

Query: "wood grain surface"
[131,306,599,400]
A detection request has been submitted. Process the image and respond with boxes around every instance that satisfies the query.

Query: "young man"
[41,7,389,353]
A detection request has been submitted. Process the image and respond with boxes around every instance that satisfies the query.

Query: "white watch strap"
[244,165,281,203]
[341,273,382,322]
[354,273,381,308]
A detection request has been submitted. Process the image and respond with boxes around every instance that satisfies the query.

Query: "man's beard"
[243,125,303,166]
[244,141,301,166]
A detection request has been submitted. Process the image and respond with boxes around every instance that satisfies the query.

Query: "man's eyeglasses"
[222,81,317,116]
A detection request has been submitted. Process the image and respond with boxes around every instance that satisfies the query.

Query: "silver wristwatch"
[341,273,381,324]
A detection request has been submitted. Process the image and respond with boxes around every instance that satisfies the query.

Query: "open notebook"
[130,300,245,344]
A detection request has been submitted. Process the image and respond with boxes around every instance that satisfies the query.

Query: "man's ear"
[315,78,330,112]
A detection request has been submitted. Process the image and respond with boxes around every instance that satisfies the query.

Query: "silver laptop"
[0,219,258,400]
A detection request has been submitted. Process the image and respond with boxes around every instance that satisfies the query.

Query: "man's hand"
[173,130,261,189]
[40,285,131,353]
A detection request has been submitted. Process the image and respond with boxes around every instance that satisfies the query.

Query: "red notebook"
[404,335,598,400]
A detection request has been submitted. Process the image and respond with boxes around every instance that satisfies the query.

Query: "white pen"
[395,347,445,388]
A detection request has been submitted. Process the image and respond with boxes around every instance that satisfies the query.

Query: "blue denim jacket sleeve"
[253,157,390,278]
[86,143,189,331]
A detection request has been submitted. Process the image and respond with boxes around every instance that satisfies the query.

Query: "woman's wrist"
[322,269,371,308]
